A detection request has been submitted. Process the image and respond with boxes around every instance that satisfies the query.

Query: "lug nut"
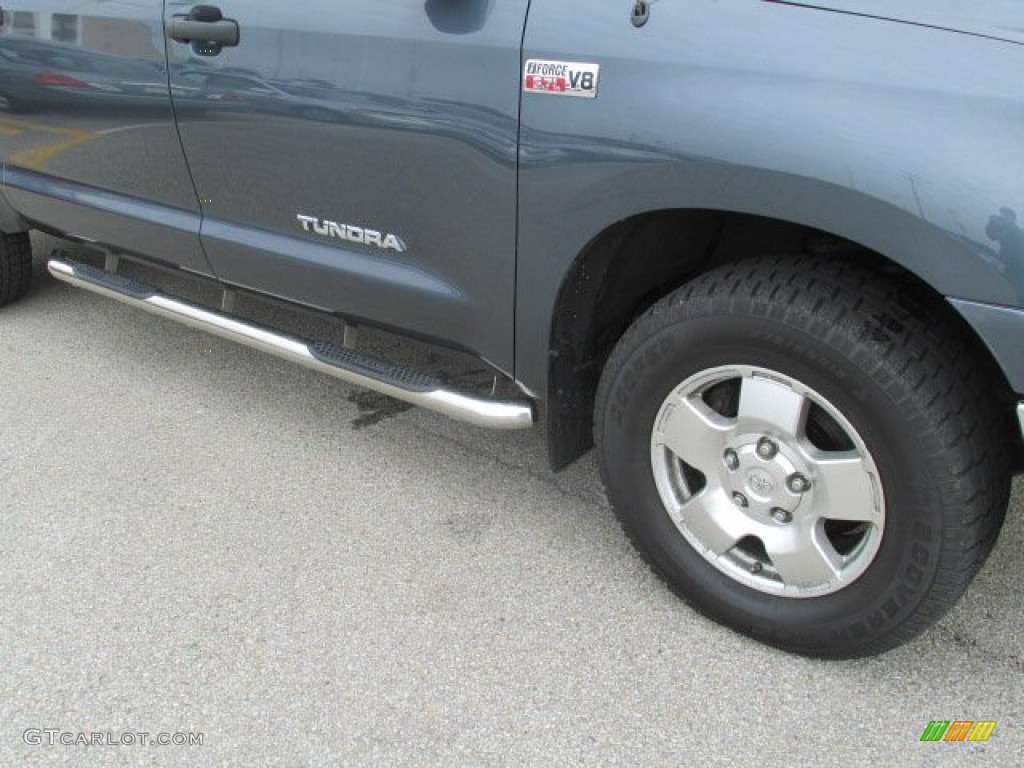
[756,437,778,460]
[723,449,739,471]
[750,562,763,574]
[732,492,749,508]
[787,473,810,494]
[771,508,793,524]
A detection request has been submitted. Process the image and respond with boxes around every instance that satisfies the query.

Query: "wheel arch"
[541,200,1020,471]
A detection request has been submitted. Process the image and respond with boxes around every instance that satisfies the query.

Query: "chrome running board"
[48,256,535,430]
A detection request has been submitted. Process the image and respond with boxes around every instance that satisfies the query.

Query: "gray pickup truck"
[2,1,1022,658]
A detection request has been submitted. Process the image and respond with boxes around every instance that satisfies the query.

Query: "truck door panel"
[166,1,528,372]
[0,1,209,273]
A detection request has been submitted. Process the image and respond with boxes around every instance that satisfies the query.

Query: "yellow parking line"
[0,116,99,170]
[9,130,99,169]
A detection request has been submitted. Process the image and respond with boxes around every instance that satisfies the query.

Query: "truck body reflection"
[0,35,167,112]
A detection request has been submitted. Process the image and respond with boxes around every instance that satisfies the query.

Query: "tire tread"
[595,254,1013,657]
[0,231,33,307]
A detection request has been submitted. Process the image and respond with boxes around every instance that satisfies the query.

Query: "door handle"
[167,5,239,46]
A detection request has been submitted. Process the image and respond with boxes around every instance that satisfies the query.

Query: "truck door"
[165,1,528,373]
[0,1,209,274]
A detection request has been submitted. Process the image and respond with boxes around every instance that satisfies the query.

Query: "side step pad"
[48,256,534,430]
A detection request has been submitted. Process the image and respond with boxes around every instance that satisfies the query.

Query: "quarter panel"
[517,0,1024,395]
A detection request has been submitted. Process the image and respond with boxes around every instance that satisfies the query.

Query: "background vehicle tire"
[0,231,33,307]
[595,255,1013,658]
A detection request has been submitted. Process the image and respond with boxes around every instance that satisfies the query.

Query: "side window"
[12,11,37,36]
[51,14,79,44]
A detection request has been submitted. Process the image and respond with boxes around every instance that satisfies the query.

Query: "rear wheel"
[0,231,33,307]
[595,255,1012,657]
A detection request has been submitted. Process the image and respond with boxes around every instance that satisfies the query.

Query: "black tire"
[595,255,1012,658]
[0,231,33,307]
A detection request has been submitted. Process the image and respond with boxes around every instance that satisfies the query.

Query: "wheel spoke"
[678,489,748,556]
[764,527,843,588]
[736,374,808,437]
[809,450,881,525]
[655,395,733,475]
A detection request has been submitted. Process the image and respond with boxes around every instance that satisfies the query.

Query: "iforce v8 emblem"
[523,59,600,99]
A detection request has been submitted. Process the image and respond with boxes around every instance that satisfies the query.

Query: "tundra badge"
[297,214,407,253]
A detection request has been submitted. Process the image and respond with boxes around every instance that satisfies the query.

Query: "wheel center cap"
[727,439,807,512]
[745,468,776,497]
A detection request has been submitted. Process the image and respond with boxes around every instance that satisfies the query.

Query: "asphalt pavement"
[1,234,1021,766]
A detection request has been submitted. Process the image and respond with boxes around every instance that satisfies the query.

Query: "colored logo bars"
[920,721,997,742]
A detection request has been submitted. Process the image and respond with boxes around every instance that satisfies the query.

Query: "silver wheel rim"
[650,365,884,598]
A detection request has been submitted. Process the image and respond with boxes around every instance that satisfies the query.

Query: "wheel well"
[546,208,1021,470]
